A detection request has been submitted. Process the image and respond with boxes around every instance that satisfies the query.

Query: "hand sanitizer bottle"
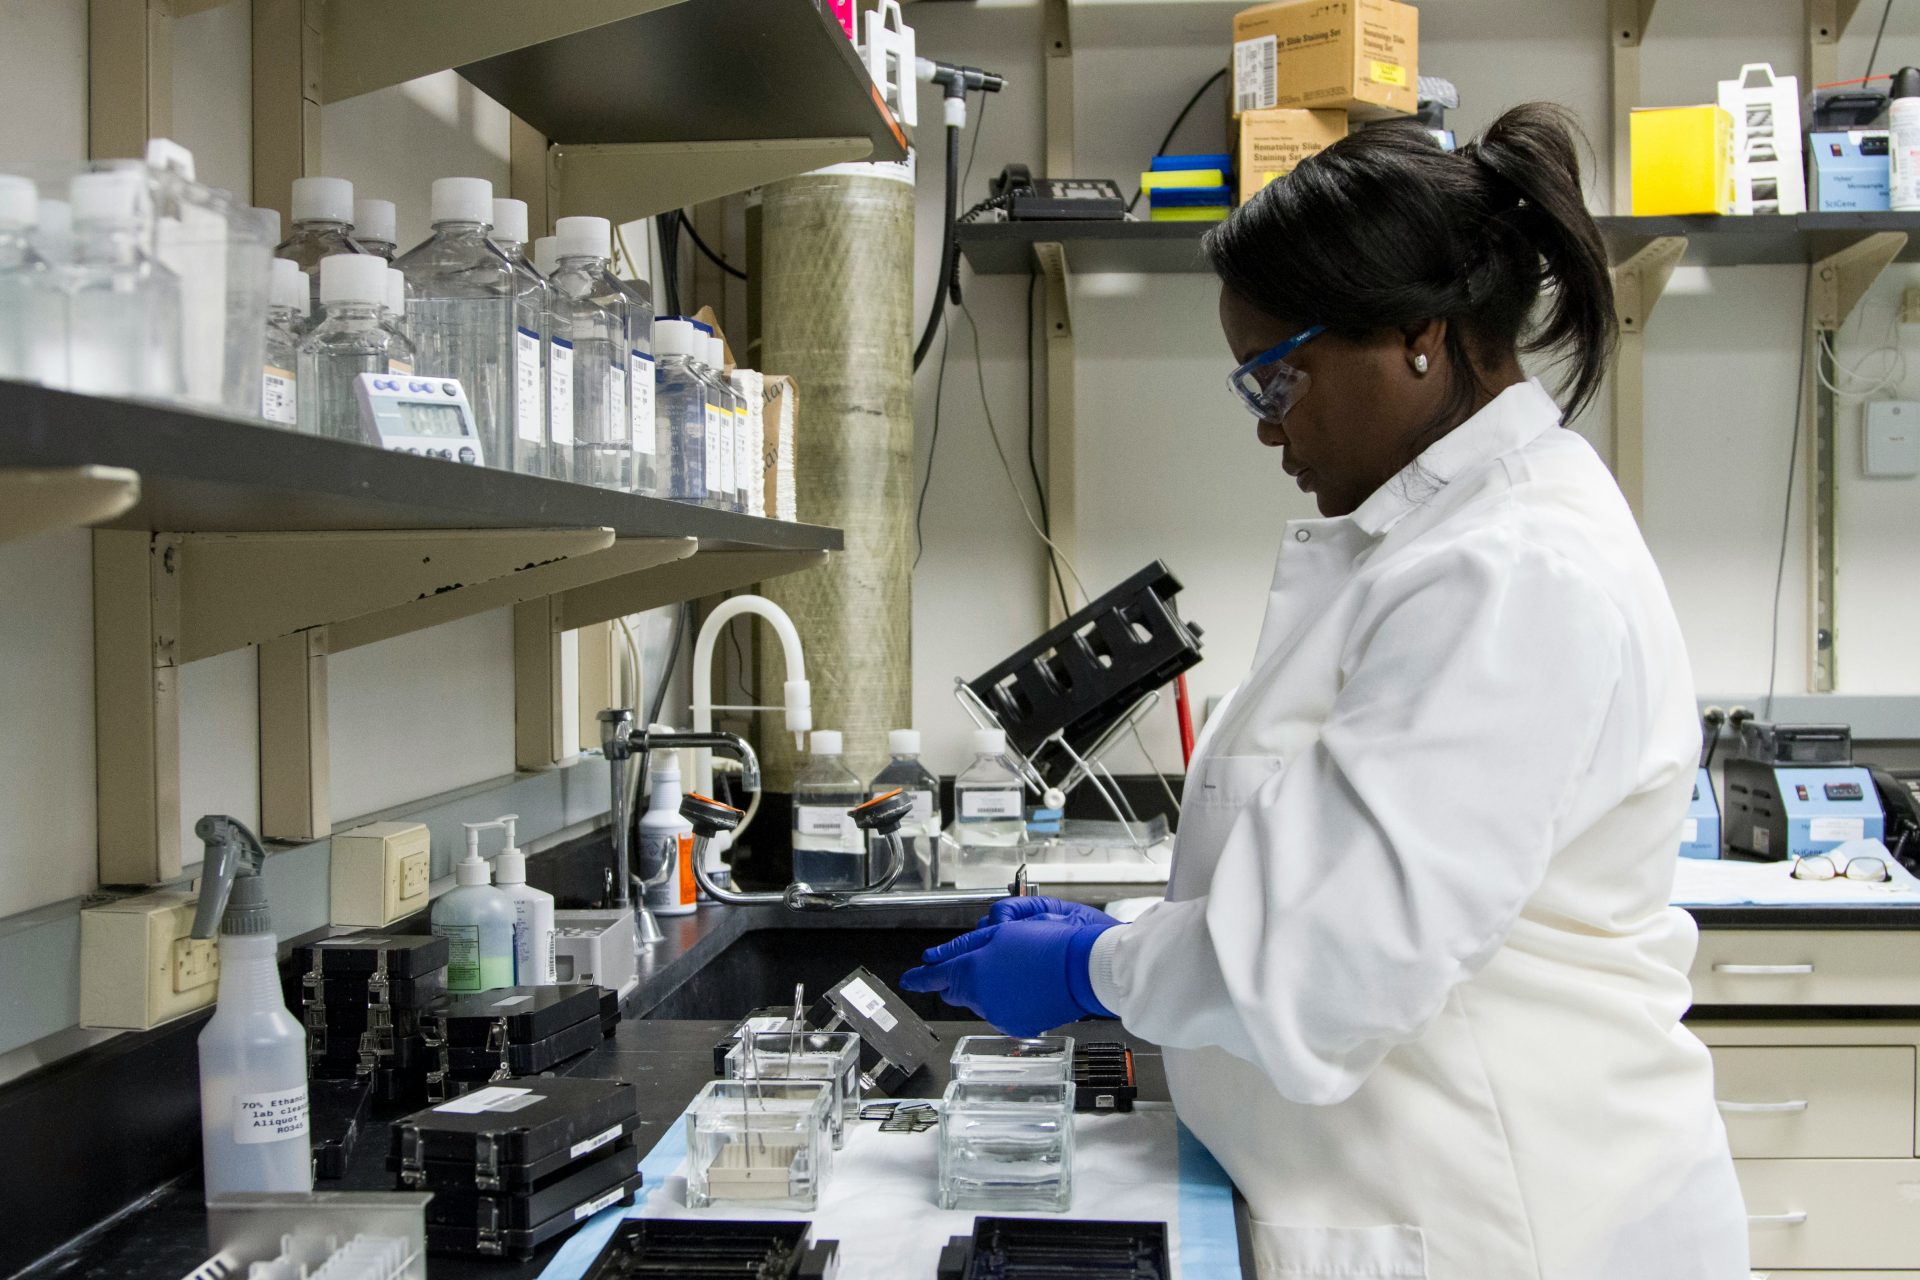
[489,815,557,985]
[433,823,518,993]
[191,815,311,1200]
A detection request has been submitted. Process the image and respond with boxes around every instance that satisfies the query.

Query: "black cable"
[1866,0,1896,84]
[913,319,953,569]
[678,210,747,282]
[1126,68,1230,214]
[1025,268,1069,616]
[656,213,682,317]
[913,121,963,371]
[1763,276,1813,721]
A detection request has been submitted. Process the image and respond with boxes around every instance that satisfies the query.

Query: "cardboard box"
[1231,0,1418,121]
[1237,108,1348,203]
[1630,105,1733,215]
[1808,130,1890,211]
[762,374,798,523]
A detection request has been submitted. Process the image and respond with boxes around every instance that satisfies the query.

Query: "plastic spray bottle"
[434,821,518,993]
[191,815,311,1199]
[489,814,557,984]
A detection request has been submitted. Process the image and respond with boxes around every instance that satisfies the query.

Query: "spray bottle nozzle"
[190,815,270,940]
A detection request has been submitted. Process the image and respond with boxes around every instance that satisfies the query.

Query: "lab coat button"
[1295,529,1311,543]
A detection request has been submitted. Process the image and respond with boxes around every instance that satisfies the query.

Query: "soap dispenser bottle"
[191,815,311,1199]
[490,814,556,984]
[434,822,518,993]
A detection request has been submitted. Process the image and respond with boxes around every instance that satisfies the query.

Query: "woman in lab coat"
[902,104,1750,1279]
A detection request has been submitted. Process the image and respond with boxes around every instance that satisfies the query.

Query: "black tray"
[424,1140,637,1230]
[582,1218,840,1279]
[425,1171,642,1259]
[286,964,448,1011]
[291,932,449,979]
[1073,1041,1138,1113]
[400,1115,641,1191]
[938,1217,1171,1280]
[431,984,603,1046]
[392,1076,640,1183]
[447,1014,600,1079]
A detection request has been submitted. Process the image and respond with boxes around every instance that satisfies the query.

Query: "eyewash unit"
[1723,722,1884,861]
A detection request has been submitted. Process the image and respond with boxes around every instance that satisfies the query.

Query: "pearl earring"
[1413,354,1429,374]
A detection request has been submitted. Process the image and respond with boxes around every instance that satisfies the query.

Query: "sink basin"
[639,926,966,1022]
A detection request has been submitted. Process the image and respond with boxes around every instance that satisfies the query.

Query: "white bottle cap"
[69,170,144,225]
[494,849,526,884]
[972,727,1008,756]
[889,729,921,756]
[650,750,682,780]
[491,198,530,244]
[270,257,308,314]
[430,176,493,226]
[291,175,353,224]
[353,197,395,244]
[532,235,558,276]
[653,317,695,358]
[812,730,844,756]
[555,215,611,260]
[37,198,70,238]
[386,266,407,315]
[252,206,281,246]
[0,176,37,227]
[705,335,727,371]
[319,252,388,305]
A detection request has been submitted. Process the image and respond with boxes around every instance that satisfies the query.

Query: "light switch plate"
[1864,401,1920,477]
[330,820,433,926]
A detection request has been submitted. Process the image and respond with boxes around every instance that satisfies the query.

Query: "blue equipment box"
[1679,767,1721,859]
[1808,130,1889,211]
[1724,761,1885,860]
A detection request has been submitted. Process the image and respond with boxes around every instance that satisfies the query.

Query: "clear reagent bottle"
[549,216,632,489]
[690,326,736,510]
[492,197,551,479]
[0,175,58,385]
[871,729,943,888]
[260,257,306,427]
[489,815,556,985]
[793,730,867,891]
[352,197,397,261]
[65,169,183,398]
[275,176,364,316]
[653,317,708,503]
[296,253,414,442]
[954,728,1027,850]
[433,823,519,993]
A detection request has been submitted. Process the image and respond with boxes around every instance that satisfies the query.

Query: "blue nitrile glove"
[978,894,1119,930]
[898,916,1117,1037]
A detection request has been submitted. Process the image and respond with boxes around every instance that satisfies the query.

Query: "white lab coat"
[1088,380,1749,1279]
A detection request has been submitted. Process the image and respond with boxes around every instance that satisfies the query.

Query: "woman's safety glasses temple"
[1228,323,1327,421]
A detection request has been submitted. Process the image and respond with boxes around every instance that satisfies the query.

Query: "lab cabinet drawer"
[1710,1045,1915,1158]
[1737,1158,1920,1271]
[1689,931,1920,1007]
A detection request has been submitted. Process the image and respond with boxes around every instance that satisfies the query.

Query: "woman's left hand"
[898,916,1119,1037]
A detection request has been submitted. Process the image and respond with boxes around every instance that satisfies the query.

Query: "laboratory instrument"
[1072,1041,1138,1113]
[727,1029,863,1148]
[937,1079,1075,1212]
[425,1143,634,1241]
[395,178,518,473]
[299,254,415,442]
[490,197,550,479]
[289,933,450,1086]
[489,817,556,984]
[551,908,641,999]
[200,1191,429,1280]
[261,257,305,427]
[793,730,867,891]
[951,1034,1074,1083]
[191,815,312,1198]
[352,372,482,462]
[1872,767,1920,869]
[685,1079,834,1210]
[937,1217,1169,1280]
[1680,768,1721,860]
[871,729,943,888]
[1723,722,1886,861]
[65,169,184,398]
[581,1219,841,1280]
[277,176,366,312]
[432,820,518,993]
[712,965,942,1095]
[549,216,635,490]
[0,175,56,383]
[432,983,603,1083]
[653,317,709,502]
[637,750,698,917]
[353,197,398,261]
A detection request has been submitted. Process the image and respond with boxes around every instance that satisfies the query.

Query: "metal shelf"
[957,220,1211,276]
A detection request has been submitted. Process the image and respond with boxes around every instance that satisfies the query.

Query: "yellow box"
[1231,0,1418,120]
[1236,108,1348,204]
[1140,170,1230,191]
[1630,105,1734,215]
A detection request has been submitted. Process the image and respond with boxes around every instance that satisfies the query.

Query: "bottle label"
[630,351,656,455]
[387,358,413,376]
[733,407,752,498]
[797,805,857,841]
[233,1085,309,1145]
[261,367,296,425]
[908,791,937,829]
[549,339,575,445]
[717,402,736,494]
[607,360,627,445]
[641,830,696,909]
[960,789,1023,820]
[435,922,482,990]
[514,326,542,443]
[705,404,725,494]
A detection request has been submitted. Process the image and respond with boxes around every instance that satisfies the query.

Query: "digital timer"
[352,372,484,465]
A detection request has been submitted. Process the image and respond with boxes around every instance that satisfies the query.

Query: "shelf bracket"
[93,529,183,886]
[551,139,877,227]
[1043,0,1074,180]
[251,0,324,223]
[1609,234,1686,517]
[1809,231,1905,331]
[1034,240,1077,627]
[554,547,828,630]
[0,466,140,544]
[1806,0,1863,88]
[1607,0,1656,214]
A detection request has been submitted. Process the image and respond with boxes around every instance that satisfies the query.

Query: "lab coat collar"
[1346,377,1564,538]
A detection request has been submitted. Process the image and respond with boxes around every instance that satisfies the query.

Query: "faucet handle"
[681,791,745,839]
[849,788,915,836]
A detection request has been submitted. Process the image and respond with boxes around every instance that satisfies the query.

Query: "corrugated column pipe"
[755,169,915,787]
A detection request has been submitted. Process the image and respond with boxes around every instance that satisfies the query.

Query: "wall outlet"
[330,820,433,927]
[1865,401,1920,477]
[79,889,221,1030]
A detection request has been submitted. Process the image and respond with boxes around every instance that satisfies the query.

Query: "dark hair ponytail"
[1205,102,1616,422]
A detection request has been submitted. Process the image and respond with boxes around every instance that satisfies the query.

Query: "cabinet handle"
[1747,1211,1808,1226]
[1712,963,1815,975]
[1717,1099,1809,1114]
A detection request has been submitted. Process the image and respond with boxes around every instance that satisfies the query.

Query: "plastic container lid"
[431,176,493,226]
[353,197,396,244]
[454,849,493,887]
[386,266,407,314]
[69,170,144,225]
[705,335,727,371]
[291,175,353,224]
[491,198,530,244]
[270,257,308,313]
[0,176,37,227]
[652,317,695,358]
[252,206,281,246]
[812,730,844,756]
[319,252,389,305]
[555,215,611,260]
[650,750,682,780]
[532,235,558,276]
[972,728,1008,756]
[889,729,921,756]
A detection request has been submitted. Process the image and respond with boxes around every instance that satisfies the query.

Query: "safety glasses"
[1790,854,1890,882]
[1227,323,1326,422]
